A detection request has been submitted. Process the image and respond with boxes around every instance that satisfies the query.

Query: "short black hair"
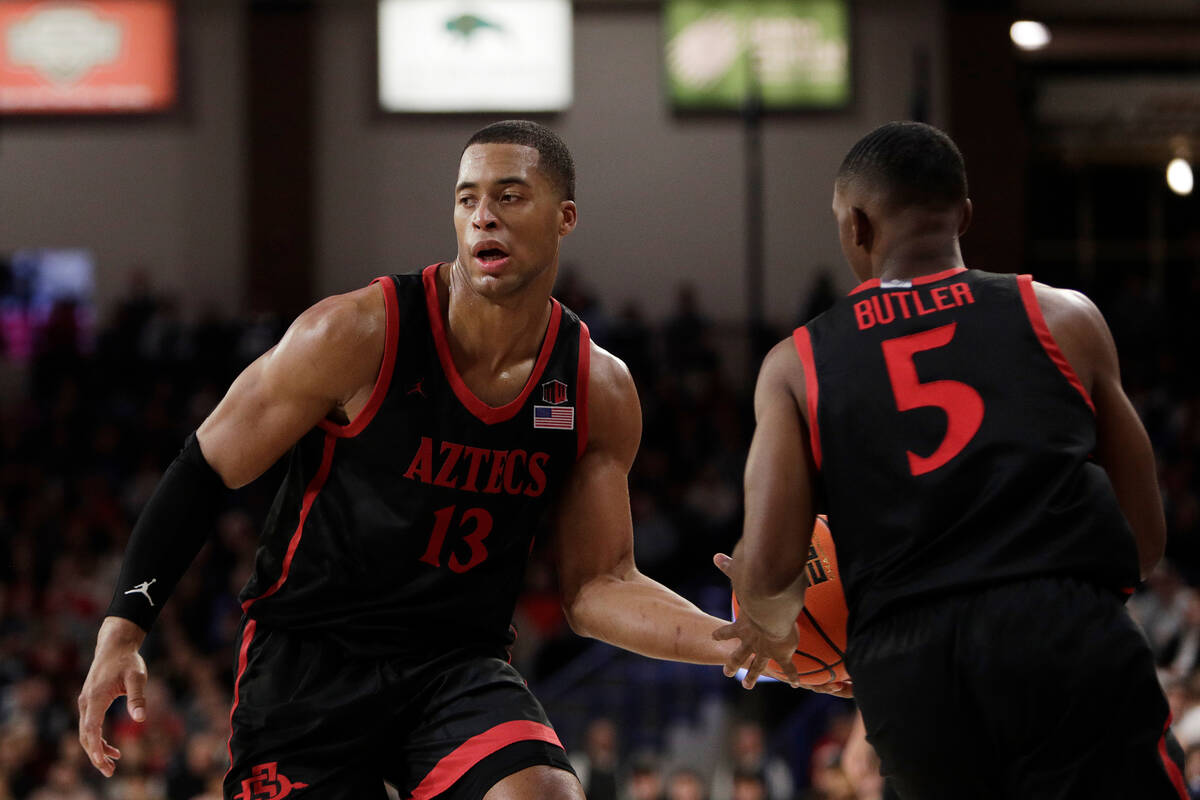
[464,120,576,201]
[836,121,967,209]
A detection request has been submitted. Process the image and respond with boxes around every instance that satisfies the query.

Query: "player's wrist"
[97,615,147,651]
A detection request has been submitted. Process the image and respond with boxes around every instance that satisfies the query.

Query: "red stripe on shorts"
[223,618,258,784]
[1159,715,1188,799]
[409,720,563,800]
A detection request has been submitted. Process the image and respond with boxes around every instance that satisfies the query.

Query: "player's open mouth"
[473,244,511,270]
[476,249,508,263]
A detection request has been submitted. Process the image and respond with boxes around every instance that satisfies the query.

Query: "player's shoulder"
[756,335,807,408]
[586,340,638,410]
[1029,280,1107,336]
[275,284,387,383]
[579,341,641,461]
[295,283,385,346]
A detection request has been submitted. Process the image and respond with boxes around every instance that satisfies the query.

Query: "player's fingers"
[712,552,733,576]
[722,641,754,678]
[78,690,101,767]
[103,741,121,760]
[124,665,148,723]
[712,621,740,641]
[811,680,854,698]
[78,694,115,777]
[742,653,769,689]
[775,656,803,688]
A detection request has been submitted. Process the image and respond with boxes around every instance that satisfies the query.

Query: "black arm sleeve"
[106,432,229,632]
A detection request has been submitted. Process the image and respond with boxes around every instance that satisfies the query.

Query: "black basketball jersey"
[797,267,1139,638]
[239,265,590,658]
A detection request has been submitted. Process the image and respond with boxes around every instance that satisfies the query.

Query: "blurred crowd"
[0,260,1197,799]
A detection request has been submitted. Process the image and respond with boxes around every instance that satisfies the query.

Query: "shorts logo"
[234,762,308,800]
[541,379,568,405]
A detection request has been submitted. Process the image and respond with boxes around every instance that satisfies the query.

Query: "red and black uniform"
[796,267,1185,799]
[225,265,589,800]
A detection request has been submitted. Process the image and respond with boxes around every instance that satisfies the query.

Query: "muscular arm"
[80,284,385,777]
[198,284,386,487]
[1036,283,1165,579]
[725,339,816,638]
[555,345,733,665]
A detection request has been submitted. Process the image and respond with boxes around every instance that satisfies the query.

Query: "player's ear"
[958,198,973,237]
[559,200,578,237]
[851,206,872,250]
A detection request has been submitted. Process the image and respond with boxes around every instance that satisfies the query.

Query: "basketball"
[731,515,849,686]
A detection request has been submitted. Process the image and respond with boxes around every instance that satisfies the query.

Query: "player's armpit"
[554,345,734,666]
[198,284,387,488]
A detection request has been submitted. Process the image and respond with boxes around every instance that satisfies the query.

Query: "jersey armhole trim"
[792,326,822,470]
[241,433,337,613]
[409,720,564,800]
[1016,274,1096,414]
[576,321,591,461]
[318,276,401,437]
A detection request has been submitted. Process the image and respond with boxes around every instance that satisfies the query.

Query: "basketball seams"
[800,606,846,660]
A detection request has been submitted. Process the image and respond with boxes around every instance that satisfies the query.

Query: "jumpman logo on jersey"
[124,579,156,607]
[407,379,426,398]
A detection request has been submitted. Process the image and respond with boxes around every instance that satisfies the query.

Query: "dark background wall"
[0,0,246,317]
[0,0,951,328]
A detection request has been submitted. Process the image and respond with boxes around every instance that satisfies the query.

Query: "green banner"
[665,0,850,110]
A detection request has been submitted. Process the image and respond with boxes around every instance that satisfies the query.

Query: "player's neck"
[442,263,556,374]
[872,232,965,284]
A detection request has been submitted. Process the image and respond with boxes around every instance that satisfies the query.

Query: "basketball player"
[716,122,1186,798]
[78,121,738,799]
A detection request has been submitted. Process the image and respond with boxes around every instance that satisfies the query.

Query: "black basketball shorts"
[847,576,1187,800]
[222,619,575,800]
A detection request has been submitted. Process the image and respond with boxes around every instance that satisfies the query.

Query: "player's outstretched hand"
[712,552,802,689]
[78,616,148,777]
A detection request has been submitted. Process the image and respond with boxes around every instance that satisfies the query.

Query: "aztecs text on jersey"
[797,268,1139,638]
[239,265,590,659]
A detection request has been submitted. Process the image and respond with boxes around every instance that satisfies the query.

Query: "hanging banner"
[378,0,572,113]
[665,0,850,111]
[0,0,177,114]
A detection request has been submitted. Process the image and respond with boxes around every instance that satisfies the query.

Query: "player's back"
[797,266,1139,638]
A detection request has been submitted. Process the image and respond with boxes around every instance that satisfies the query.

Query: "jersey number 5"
[419,505,492,572]
[880,322,984,477]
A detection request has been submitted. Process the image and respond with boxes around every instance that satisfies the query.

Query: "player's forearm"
[1109,457,1166,580]
[107,433,227,630]
[1095,388,1166,580]
[728,540,806,640]
[565,572,733,665]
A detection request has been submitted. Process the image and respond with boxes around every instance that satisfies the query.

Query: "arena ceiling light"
[1167,157,1194,196]
[1010,20,1051,51]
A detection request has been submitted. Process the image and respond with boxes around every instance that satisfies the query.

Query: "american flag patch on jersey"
[533,405,574,430]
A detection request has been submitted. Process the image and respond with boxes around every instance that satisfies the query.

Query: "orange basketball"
[731,515,849,686]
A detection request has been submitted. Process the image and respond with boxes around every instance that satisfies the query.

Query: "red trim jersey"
[797,267,1139,638]
[240,266,591,658]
